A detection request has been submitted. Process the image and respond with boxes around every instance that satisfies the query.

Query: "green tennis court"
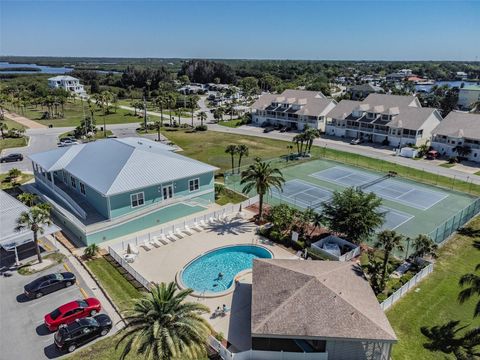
[225,158,480,248]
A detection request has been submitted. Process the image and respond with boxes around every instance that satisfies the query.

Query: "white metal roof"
[0,190,60,250]
[48,75,79,81]
[29,138,218,196]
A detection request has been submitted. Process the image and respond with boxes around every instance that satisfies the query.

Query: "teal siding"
[86,202,205,244]
[108,172,214,218]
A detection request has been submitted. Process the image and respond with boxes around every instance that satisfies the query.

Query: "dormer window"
[367,112,376,119]
[381,115,390,121]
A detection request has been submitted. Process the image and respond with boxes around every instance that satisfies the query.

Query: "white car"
[350,138,362,145]
[58,139,80,147]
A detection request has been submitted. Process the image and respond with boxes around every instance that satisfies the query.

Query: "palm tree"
[0,122,8,139]
[411,234,438,259]
[197,111,207,126]
[17,192,38,207]
[225,144,238,173]
[175,108,182,126]
[8,168,22,182]
[15,206,52,263]
[363,251,384,295]
[116,282,212,360]
[418,140,430,158]
[155,95,167,122]
[421,320,480,359]
[236,144,249,173]
[293,133,306,155]
[454,145,472,158]
[459,265,480,318]
[310,212,326,237]
[84,243,100,259]
[188,95,199,127]
[241,158,285,222]
[303,127,320,154]
[374,230,405,289]
[154,120,162,142]
[166,93,176,126]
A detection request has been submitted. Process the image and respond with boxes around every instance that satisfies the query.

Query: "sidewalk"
[4,111,47,129]
[48,234,125,330]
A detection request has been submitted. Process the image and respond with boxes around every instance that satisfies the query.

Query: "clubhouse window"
[131,192,145,208]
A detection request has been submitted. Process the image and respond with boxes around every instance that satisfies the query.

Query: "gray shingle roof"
[251,259,397,342]
[29,138,218,196]
[432,111,480,139]
[252,90,333,117]
[388,107,440,130]
[326,100,360,120]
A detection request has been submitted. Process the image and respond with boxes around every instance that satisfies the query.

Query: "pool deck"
[123,213,296,351]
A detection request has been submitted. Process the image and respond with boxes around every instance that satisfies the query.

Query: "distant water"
[0,61,73,74]
[415,80,480,93]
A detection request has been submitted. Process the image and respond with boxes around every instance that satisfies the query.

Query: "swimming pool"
[179,245,272,296]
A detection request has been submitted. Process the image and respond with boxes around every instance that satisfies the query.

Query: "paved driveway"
[0,257,111,359]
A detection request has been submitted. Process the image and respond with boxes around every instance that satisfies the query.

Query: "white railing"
[108,245,152,289]
[339,246,361,261]
[108,196,259,290]
[208,336,328,360]
[110,196,258,253]
[36,176,87,219]
[380,262,434,311]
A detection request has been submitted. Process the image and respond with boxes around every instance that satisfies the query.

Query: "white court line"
[380,207,415,230]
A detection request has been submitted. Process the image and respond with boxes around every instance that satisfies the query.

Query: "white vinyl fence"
[380,262,434,311]
[108,197,259,290]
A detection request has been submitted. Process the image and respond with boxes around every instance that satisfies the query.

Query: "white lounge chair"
[174,228,184,238]
[192,222,202,232]
[183,226,193,235]
[219,213,227,221]
[208,216,217,225]
[158,234,170,245]
[199,219,208,228]
[167,231,177,241]
[126,243,139,255]
[140,241,152,251]
[150,238,162,247]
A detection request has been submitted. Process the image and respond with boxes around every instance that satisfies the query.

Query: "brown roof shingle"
[251,259,397,342]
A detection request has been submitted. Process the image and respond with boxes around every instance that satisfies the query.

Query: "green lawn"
[85,257,142,313]
[0,136,28,151]
[12,101,144,128]
[387,215,480,360]
[2,118,26,130]
[440,162,455,168]
[218,119,244,128]
[59,130,113,140]
[0,172,33,190]
[215,184,247,205]
[164,129,292,173]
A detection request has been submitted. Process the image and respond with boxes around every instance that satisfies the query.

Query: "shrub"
[195,125,208,131]
[377,293,388,302]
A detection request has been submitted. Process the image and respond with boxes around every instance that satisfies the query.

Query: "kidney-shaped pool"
[179,245,273,296]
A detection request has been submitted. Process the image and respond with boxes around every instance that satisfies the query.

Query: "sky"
[1,0,479,61]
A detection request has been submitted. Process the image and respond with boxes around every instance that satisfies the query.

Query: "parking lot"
[0,256,112,359]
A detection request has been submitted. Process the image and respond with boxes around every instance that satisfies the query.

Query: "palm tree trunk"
[157,124,161,142]
[191,109,194,127]
[34,232,42,263]
[258,193,264,222]
[381,251,389,288]
[238,155,243,174]
[231,155,235,173]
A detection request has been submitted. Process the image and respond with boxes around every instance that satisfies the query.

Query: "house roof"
[388,107,440,130]
[348,83,384,93]
[48,76,79,81]
[29,138,218,196]
[0,190,60,250]
[432,111,480,139]
[252,90,333,117]
[251,259,397,342]
[326,100,360,120]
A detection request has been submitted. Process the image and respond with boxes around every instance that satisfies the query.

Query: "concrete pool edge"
[175,244,273,298]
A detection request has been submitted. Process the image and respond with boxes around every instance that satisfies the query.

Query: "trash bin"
[49,124,53,128]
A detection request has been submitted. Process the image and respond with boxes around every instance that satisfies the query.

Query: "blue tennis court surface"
[310,166,448,210]
[272,179,414,231]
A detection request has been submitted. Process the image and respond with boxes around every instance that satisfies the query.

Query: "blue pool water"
[181,245,272,294]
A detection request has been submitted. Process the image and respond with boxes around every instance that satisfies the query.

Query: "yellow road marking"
[63,263,72,272]
[42,241,53,251]
[79,287,88,299]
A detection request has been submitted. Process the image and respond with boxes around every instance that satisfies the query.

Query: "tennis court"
[272,179,414,231]
[310,166,448,210]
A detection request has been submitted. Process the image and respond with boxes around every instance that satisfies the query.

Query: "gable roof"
[29,138,218,196]
[362,94,419,108]
[252,90,333,117]
[48,75,79,81]
[326,100,360,120]
[432,111,480,139]
[251,259,397,342]
[388,107,440,130]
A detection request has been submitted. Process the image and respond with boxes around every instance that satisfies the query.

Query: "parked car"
[58,139,80,147]
[279,126,290,133]
[263,127,274,133]
[54,314,112,353]
[350,138,362,145]
[426,150,439,160]
[44,298,102,331]
[0,153,23,163]
[24,272,76,299]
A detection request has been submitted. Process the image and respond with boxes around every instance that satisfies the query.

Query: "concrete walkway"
[208,124,480,185]
[4,111,47,129]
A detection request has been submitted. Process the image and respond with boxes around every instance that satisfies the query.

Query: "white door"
[163,185,174,200]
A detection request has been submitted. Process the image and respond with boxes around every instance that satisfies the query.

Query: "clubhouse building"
[28,138,217,245]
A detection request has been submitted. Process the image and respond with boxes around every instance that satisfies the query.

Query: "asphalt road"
[0,249,113,360]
